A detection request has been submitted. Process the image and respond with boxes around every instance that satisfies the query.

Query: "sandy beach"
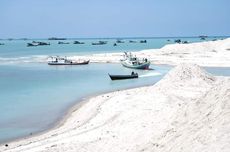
[1,39,230,152]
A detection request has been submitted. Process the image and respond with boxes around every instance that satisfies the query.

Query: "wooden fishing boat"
[91,41,107,45]
[48,56,89,65]
[120,52,150,69]
[108,72,138,80]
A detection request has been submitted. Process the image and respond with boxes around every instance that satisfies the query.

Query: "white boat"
[120,52,150,69]
[48,56,89,65]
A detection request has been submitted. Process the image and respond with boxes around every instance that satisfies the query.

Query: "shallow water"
[0,63,171,143]
[205,67,230,76]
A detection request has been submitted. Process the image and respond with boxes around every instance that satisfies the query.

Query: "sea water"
[0,37,228,143]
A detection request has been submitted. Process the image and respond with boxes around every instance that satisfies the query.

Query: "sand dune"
[1,64,230,152]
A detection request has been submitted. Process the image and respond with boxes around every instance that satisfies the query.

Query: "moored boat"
[27,41,50,47]
[73,41,85,44]
[48,37,66,40]
[58,41,70,44]
[140,40,147,43]
[129,40,137,43]
[121,52,150,69]
[116,39,125,43]
[48,56,89,65]
[92,41,107,45]
[109,72,138,80]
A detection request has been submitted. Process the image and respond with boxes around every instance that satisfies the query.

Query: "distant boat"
[73,41,85,44]
[140,40,147,43]
[109,72,138,80]
[27,41,50,47]
[174,39,181,43]
[0,43,5,45]
[48,37,66,40]
[129,40,137,43]
[200,37,206,40]
[121,52,150,69]
[58,41,69,44]
[92,41,107,45]
[116,39,125,43]
[199,35,208,40]
[113,43,117,46]
[182,41,189,44]
[48,56,89,65]
[27,42,39,47]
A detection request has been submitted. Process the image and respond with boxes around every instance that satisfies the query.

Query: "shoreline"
[0,81,158,146]
[0,83,159,151]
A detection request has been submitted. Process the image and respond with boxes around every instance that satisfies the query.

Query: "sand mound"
[161,63,215,83]
[155,71,230,152]
[155,64,216,99]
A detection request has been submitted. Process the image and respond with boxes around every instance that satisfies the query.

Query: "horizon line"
[0,35,229,40]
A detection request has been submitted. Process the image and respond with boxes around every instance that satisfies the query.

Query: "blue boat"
[121,52,150,69]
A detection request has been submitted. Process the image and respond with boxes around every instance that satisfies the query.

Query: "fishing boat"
[92,41,107,45]
[58,41,70,44]
[140,40,147,43]
[27,41,50,47]
[73,41,85,44]
[27,42,39,47]
[121,52,150,69]
[129,40,137,43]
[116,39,125,43]
[109,72,138,80]
[48,37,66,40]
[48,56,89,65]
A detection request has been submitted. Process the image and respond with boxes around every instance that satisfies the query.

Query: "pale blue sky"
[0,0,229,38]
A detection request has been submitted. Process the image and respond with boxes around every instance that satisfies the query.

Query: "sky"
[0,0,229,38]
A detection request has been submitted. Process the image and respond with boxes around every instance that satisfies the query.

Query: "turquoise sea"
[0,37,229,143]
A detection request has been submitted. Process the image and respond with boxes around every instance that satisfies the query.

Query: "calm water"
[0,37,228,143]
[0,37,226,64]
[0,63,171,143]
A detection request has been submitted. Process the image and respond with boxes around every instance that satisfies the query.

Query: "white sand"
[69,38,230,67]
[1,64,230,152]
[1,39,230,152]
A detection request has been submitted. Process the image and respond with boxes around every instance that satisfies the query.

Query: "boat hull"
[109,74,138,80]
[48,60,89,65]
[121,61,150,69]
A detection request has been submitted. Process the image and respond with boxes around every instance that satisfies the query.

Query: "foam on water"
[0,55,48,65]
[139,72,162,77]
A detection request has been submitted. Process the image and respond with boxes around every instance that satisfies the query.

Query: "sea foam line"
[139,72,162,77]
